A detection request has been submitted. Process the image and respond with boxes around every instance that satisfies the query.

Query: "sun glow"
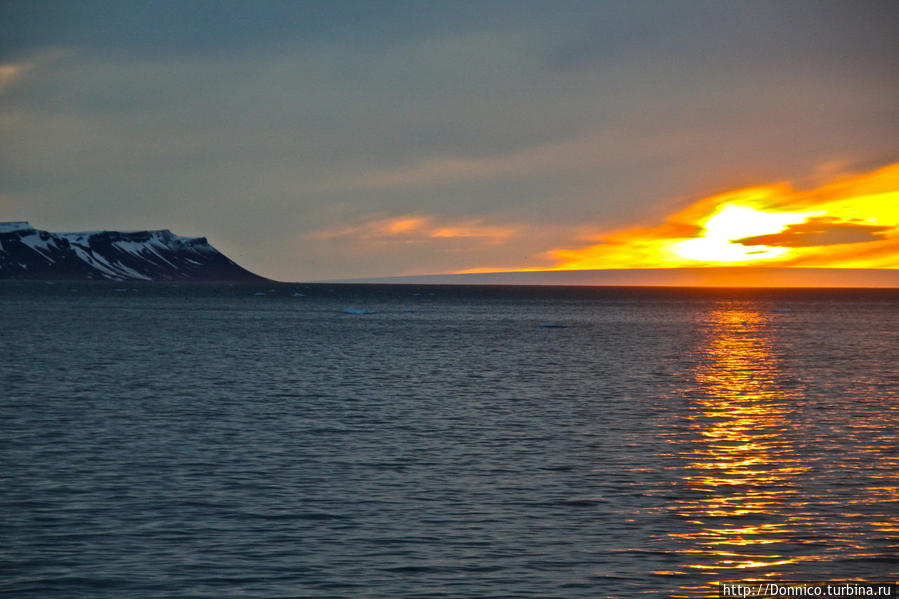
[538,162,899,271]
[670,204,815,263]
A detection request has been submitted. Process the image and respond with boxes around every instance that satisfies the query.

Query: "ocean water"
[2,282,897,598]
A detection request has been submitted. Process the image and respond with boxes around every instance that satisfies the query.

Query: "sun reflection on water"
[660,307,815,593]
[614,298,897,597]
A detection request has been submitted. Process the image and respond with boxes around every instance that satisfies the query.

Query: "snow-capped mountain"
[0,221,267,281]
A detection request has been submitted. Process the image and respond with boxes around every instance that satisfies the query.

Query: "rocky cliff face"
[0,222,267,281]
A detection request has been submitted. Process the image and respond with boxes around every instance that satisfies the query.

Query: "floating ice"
[292,292,305,297]
[344,308,375,315]
[772,307,793,313]
[538,323,569,328]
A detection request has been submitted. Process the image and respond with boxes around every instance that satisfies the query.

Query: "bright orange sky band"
[521,161,899,272]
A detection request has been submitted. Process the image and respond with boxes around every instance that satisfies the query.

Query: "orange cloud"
[429,224,516,240]
[0,51,68,95]
[0,62,30,94]
[310,214,519,244]
[379,216,430,235]
[538,162,899,271]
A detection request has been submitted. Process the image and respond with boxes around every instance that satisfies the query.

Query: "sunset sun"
[669,203,814,264]
[537,162,899,274]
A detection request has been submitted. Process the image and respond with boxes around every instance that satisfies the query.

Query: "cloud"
[0,62,32,94]
[2,4,898,280]
[533,162,899,271]
[320,136,603,191]
[293,213,569,279]
[734,217,894,247]
[309,214,519,244]
[0,50,71,96]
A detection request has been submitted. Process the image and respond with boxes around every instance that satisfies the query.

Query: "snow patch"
[0,221,32,232]
[71,246,124,280]
[110,260,152,280]
[19,233,57,263]
[142,241,178,268]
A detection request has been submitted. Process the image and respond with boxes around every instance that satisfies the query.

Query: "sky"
[1,1,897,282]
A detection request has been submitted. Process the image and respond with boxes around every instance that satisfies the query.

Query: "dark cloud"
[735,217,894,248]
[0,1,377,57]
[3,1,897,68]
[0,1,551,59]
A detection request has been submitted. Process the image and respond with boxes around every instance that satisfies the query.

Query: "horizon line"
[313,267,899,288]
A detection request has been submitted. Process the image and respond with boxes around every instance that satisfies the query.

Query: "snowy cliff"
[0,222,266,281]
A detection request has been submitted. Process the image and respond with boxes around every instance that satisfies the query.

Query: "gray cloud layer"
[2,1,897,279]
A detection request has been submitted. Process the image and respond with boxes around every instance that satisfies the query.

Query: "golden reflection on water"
[640,301,899,598]
[666,307,812,591]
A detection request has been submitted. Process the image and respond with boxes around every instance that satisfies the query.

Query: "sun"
[669,204,817,264]
[475,161,899,274]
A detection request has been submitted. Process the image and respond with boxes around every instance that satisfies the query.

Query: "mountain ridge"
[0,221,267,281]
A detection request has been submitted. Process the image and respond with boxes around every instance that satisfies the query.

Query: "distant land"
[326,268,899,288]
[4,221,897,287]
[0,222,266,282]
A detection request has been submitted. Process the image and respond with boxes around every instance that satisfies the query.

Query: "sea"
[2,282,897,598]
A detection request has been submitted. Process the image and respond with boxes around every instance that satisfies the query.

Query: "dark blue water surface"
[2,283,898,598]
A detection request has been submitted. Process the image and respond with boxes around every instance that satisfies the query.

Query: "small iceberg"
[772,307,793,313]
[292,292,305,297]
[254,291,266,296]
[538,323,569,328]
[344,308,375,315]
